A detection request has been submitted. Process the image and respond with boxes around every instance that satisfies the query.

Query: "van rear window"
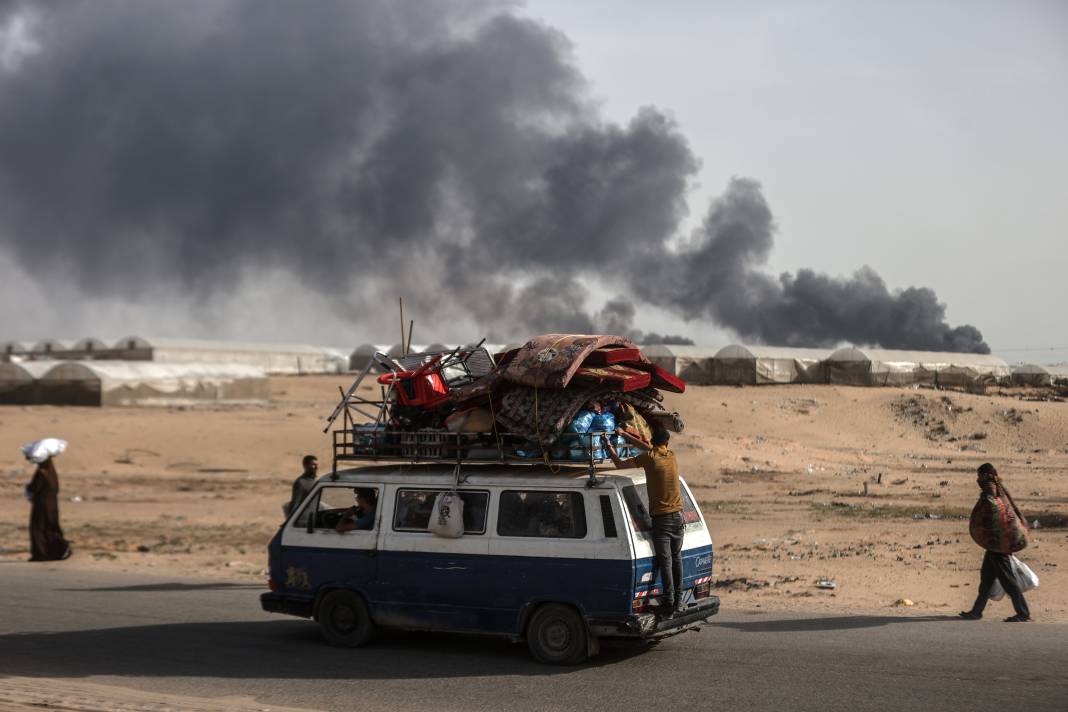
[621,484,701,532]
[497,491,587,539]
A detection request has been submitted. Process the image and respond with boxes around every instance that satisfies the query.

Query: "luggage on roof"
[325,335,686,469]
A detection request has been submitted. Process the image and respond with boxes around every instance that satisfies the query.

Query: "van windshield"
[621,484,701,532]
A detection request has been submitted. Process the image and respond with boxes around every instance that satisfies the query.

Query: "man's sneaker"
[1004,614,1033,622]
[958,610,982,620]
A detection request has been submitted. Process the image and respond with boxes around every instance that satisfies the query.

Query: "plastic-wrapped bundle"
[22,438,67,464]
[588,411,617,460]
[550,409,595,460]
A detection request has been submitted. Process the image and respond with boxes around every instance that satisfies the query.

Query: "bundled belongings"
[969,487,1029,554]
[22,438,68,464]
[328,334,687,466]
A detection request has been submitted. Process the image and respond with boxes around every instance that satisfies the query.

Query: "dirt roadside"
[1,376,1065,621]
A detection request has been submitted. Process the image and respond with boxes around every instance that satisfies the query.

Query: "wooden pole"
[406,319,414,355]
[398,297,406,356]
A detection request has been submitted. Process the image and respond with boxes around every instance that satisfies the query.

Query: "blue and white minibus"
[261,464,718,664]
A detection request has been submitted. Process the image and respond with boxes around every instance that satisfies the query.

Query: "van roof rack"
[332,427,614,469]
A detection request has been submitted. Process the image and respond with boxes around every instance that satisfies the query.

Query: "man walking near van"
[605,428,685,615]
[285,455,319,518]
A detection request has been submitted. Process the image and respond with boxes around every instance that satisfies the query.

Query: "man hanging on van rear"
[605,427,685,616]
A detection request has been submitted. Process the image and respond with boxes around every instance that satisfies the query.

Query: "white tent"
[348,344,392,372]
[37,361,269,406]
[110,336,345,374]
[387,343,429,358]
[69,337,111,359]
[30,339,76,359]
[2,340,32,362]
[1011,363,1068,387]
[711,345,830,385]
[826,347,1010,387]
[0,361,56,404]
[643,345,718,385]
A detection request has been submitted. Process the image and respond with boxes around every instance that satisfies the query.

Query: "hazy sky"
[1,1,1065,360]
[525,0,1068,360]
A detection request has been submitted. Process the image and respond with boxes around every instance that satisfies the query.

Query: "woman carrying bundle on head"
[26,457,72,562]
[960,463,1031,622]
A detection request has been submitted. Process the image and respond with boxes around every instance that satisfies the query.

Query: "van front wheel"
[526,604,589,665]
[318,590,374,647]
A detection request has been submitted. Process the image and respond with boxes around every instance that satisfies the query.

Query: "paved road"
[1,564,1066,712]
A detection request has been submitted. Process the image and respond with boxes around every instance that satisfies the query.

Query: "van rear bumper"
[589,595,720,639]
[260,592,314,619]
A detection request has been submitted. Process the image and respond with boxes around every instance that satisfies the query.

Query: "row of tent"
[0,360,269,406]
[4,337,1064,395]
[645,345,1066,388]
[2,336,348,375]
[2,337,521,376]
[347,343,522,372]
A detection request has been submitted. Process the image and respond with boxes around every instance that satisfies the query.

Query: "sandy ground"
[1,375,1066,622]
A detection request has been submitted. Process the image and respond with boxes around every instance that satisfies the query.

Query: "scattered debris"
[713,577,770,591]
[998,408,1025,425]
[815,579,837,590]
[894,598,915,607]
[891,395,967,441]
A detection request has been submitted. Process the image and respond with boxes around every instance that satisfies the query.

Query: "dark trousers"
[971,550,1030,618]
[651,512,684,607]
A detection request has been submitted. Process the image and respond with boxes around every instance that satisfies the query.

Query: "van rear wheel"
[526,604,589,665]
[318,590,373,647]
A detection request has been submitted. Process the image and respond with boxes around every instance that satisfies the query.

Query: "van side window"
[599,495,617,538]
[497,491,587,539]
[622,484,701,532]
[393,489,489,534]
[294,486,379,532]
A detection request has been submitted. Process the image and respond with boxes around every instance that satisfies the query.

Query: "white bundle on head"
[22,438,68,464]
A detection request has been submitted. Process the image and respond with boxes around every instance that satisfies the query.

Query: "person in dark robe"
[26,458,71,561]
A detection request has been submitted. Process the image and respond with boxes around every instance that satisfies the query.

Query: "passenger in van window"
[285,455,319,518]
[336,488,377,532]
[605,427,685,616]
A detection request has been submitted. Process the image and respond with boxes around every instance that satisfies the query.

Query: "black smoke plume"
[0,1,988,352]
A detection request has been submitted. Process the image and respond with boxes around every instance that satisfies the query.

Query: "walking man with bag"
[960,463,1033,622]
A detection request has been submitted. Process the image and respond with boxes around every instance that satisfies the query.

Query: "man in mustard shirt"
[605,427,685,616]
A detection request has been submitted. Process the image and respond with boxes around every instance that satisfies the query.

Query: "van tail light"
[693,575,712,599]
[632,587,661,613]
[267,577,279,592]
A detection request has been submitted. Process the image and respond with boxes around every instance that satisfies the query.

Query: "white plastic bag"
[1012,556,1040,592]
[22,438,68,464]
[429,491,464,538]
[987,555,1039,600]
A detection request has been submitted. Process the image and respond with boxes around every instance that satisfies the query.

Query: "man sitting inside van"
[336,488,377,532]
[605,427,685,616]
